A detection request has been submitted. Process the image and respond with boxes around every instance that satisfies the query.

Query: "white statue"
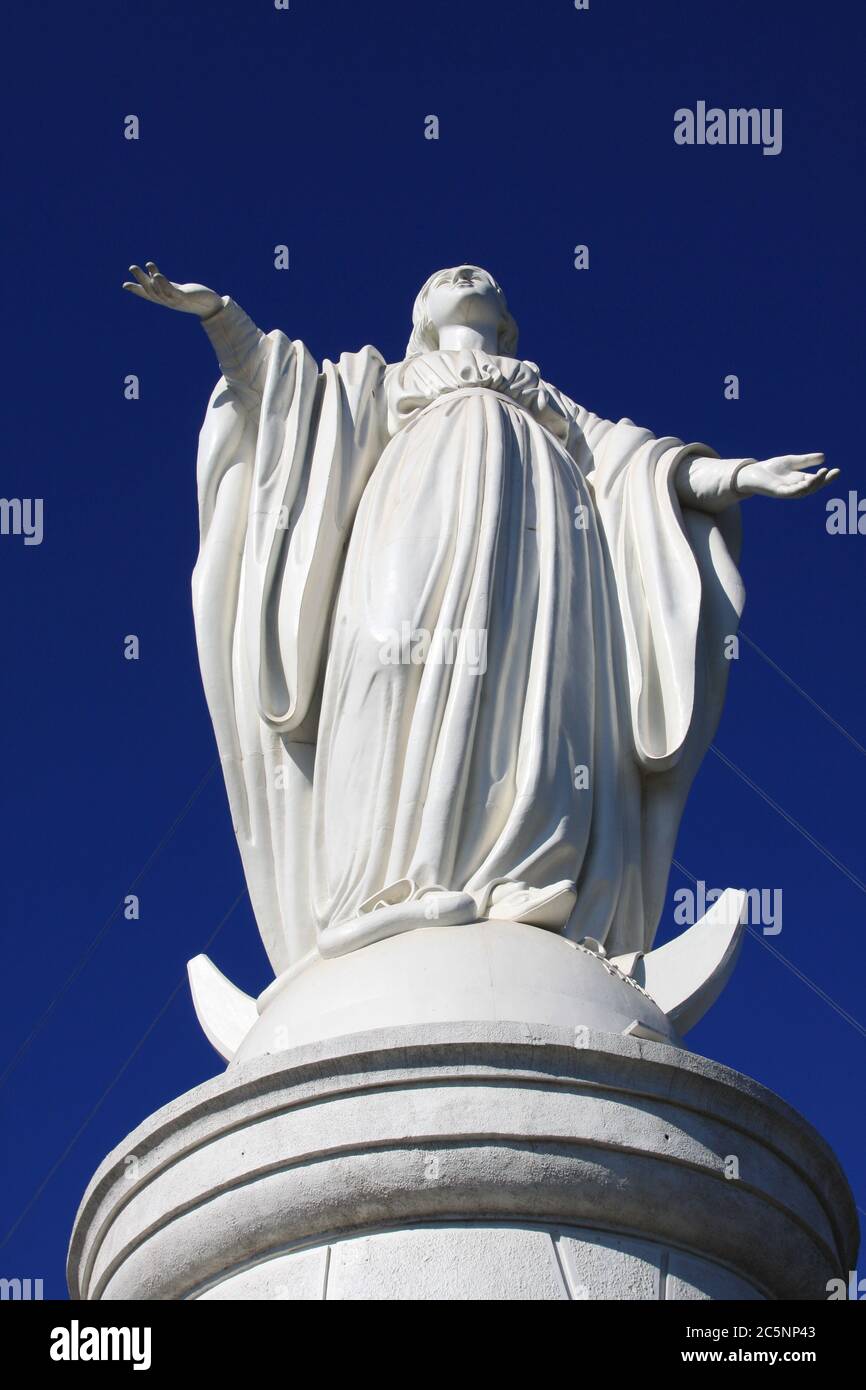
[124,262,837,990]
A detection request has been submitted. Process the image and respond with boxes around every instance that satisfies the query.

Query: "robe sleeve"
[554,401,746,947]
[201,296,268,389]
[193,301,387,741]
[567,406,745,774]
[675,453,752,512]
[190,305,387,975]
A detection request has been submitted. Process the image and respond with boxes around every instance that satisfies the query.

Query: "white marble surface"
[189,893,747,1064]
[68,1022,859,1301]
[123,262,836,993]
[96,263,852,1303]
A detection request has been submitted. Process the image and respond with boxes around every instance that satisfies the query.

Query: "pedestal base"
[68,1023,857,1301]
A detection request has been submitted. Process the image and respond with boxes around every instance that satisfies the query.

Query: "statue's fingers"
[795,471,828,495]
[150,272,175,301]
[128,264,152,290]
[146,263,171,297]
[787,465,826,487]
[122,281,149,299]
[808,469,835,492]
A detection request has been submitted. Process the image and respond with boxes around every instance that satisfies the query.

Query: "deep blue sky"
[2,0,864,1297]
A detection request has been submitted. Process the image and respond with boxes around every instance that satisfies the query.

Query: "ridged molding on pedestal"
[67,1023,858,1301]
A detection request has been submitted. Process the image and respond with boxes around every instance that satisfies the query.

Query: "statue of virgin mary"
[124,260,834,978]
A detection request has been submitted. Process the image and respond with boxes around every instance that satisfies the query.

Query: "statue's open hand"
[122,263,223,319]
[736,454,840,500]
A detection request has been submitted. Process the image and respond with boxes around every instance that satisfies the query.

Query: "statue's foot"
[486,880,577,930]
[317,884,478,959]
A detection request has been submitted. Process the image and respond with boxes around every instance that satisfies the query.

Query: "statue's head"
[406,265,519,357]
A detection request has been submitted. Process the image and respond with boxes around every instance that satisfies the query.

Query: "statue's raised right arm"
[122,261,266,388]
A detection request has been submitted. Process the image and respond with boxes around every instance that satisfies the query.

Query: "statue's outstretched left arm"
[675,451,839,512]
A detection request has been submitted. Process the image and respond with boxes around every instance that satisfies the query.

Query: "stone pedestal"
[68,1016,858,1300]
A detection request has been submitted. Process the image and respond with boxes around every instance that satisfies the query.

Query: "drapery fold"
[193,303,385,972]
[193,311,744,973]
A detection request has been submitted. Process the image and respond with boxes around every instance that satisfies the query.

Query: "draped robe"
[193,300,745,977]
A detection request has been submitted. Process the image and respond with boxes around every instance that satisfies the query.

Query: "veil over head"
[405,266,519,358]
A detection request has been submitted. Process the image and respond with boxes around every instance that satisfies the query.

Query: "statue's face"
[425,266,506,337]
